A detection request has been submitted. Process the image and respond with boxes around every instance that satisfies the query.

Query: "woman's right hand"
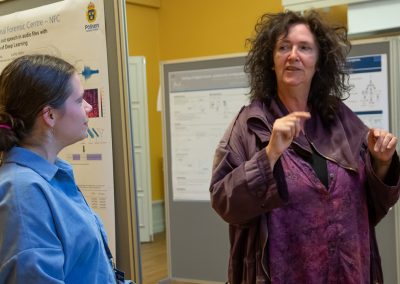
[266,111,311,169]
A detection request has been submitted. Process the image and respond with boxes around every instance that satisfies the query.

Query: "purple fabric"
[268,150,370,283]
[210,98,400,283]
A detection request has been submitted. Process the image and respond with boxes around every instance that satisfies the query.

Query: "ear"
[41,106,56,127]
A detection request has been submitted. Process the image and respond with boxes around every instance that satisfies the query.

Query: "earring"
[50,126,55,137]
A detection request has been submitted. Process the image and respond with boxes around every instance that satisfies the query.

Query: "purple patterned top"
[268,148,370,283]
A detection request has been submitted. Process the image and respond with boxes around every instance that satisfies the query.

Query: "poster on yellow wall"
[0,0,116,256]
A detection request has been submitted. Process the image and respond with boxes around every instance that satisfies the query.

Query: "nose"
[288,47,299,61]
[83,99,93,113]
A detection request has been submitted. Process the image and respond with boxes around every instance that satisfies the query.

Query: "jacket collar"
[245,98,368,171]
[305,102,368,171]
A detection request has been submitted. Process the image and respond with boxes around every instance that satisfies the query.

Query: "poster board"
[161,54,248,282]
[349,38,399,284]
[0,0,140,280]
[162,38,399,283]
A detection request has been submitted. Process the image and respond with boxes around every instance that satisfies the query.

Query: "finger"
[273,120,295,139]
[291,117,304,137]
[368,128,385,141]
[286,119,297,138]
[367,129,375,145]
[295,118,301,137]
[291,112,310,134]
[386,136,398,150]
[380,134,393,152]
[291,111,311,119]
[373,129,383,152]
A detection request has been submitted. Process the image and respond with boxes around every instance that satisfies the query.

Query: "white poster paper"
[169,66,249,201]
[345,54,389,130]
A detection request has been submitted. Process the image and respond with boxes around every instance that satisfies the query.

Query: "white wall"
[348,0,400,35]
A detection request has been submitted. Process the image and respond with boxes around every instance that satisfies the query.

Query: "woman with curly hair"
[210,10,399,283]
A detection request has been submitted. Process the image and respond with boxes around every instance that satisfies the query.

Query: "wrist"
[373,157,392,167]
[371,156,392,181]
[266,145,280,169]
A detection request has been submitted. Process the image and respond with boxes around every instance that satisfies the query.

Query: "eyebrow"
[75,94,84,102]
[278,38,314,45]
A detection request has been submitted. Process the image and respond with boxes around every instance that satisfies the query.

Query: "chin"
[73,134,87,144]
[284,81,305,87]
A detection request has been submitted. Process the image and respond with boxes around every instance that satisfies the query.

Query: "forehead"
[277,23,316,42]
[68,73,84,96]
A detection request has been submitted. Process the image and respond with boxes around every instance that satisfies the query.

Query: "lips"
[286,66,301,71]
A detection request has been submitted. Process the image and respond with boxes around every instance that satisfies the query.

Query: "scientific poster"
[169,66,249,201]
[345,54,389,129]
[0,0,116,255]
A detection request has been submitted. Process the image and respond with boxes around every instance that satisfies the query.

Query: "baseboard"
[153,200,165,234]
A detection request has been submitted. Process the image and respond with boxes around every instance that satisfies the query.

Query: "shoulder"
[0,162,49,191]
[0,165,59,260]
[0,163,53,216]
[218,100,262,147]
[240,99,265,119]
[230,100,266,131]
[337,100,368,130]
[337,100,362,120]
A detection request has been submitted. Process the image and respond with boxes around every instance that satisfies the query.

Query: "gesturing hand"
[266,111,311,169]
[367,128,398,179]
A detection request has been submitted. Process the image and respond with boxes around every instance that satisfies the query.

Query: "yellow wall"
[126,1,347,201]
[126,4,164,201]
[318,6,347,26]
[158,0,282,60]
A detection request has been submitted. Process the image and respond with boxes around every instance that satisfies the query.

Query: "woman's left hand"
[367,128,397,163]
[367,128,397,179]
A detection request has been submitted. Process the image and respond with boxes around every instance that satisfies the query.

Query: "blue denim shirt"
[0,147,115,283]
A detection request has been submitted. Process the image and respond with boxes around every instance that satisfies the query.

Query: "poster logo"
[85,2,99,32]
[86,2,97,23]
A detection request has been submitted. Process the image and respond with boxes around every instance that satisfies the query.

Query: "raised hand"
[266,111,311,169]
[367,128,398,180]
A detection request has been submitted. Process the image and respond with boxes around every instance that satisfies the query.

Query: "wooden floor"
[141,232,209,284]
[141,232,168,284]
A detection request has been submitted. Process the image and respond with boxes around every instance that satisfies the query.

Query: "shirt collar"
[4,146,73,182]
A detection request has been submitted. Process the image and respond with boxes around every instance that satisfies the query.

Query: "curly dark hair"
[244,10,351,126]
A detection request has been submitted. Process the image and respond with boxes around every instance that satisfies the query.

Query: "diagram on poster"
[345,54,388,129]
[169,66,249,201]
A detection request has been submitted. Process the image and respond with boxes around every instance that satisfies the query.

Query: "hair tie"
[0,124,11,130]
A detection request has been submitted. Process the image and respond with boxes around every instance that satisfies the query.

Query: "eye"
[299,45,312,51]
[277,44,290,52]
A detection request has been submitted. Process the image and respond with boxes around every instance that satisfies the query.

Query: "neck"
[277,86,309,112]
[20,134,61,164]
